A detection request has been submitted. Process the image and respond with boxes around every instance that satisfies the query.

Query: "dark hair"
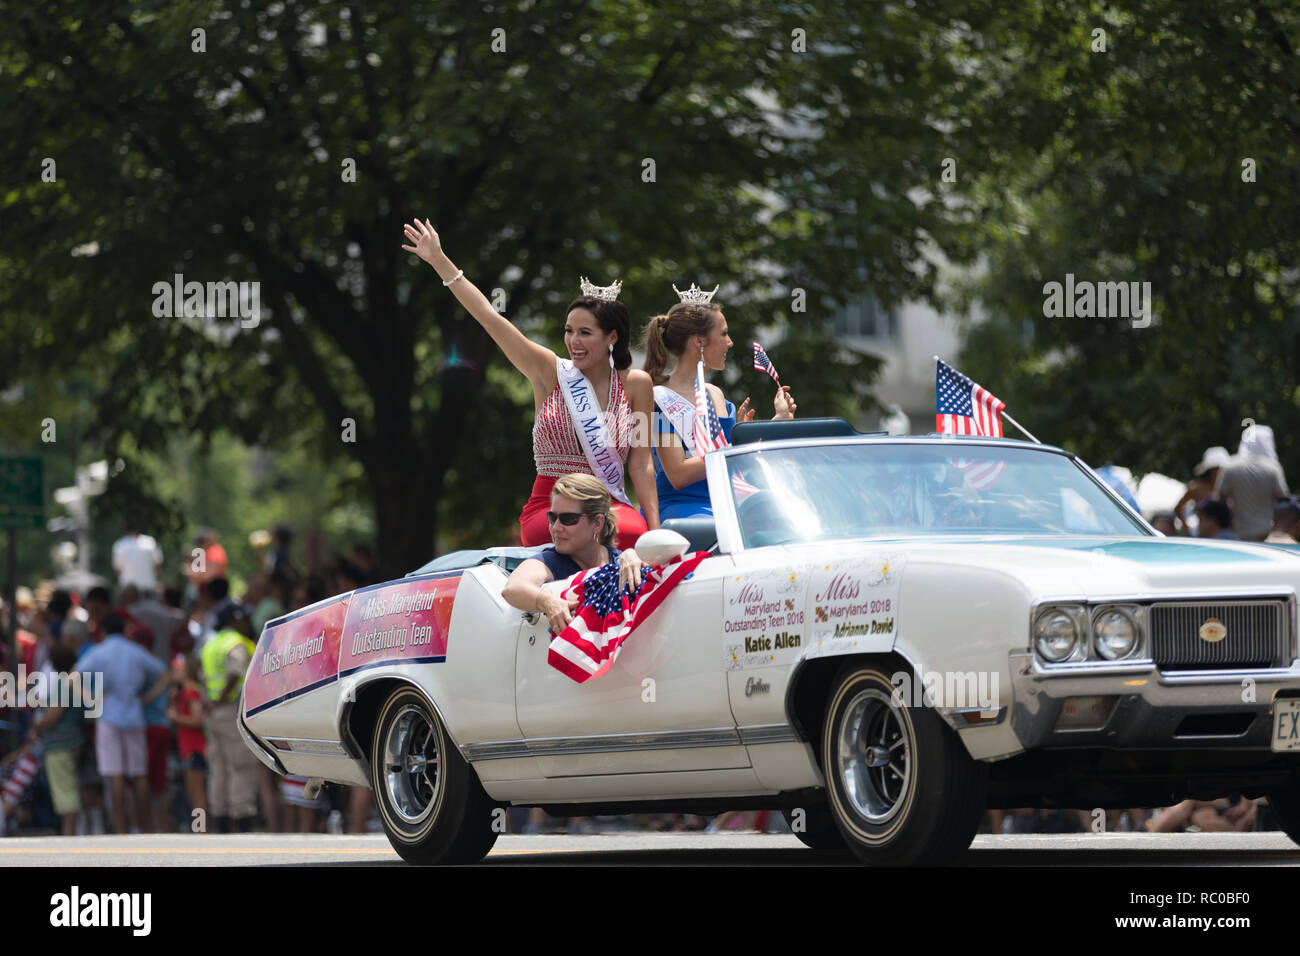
[102,612,125,635]
[1274,497,1300,522]
[205,577,230,601]
[214,602,246,632]
[50,645,77,674]
[1197,498,1232,528]
[334,560,362,588]
[163,586,184,608]
[48,590,73,617]
[567,296,632,370]
[641,302,723,385]
[268,571,293,601]
[86,586,111,605]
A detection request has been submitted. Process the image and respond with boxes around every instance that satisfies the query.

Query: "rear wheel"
[820,663,986,865]
[370,686,500,865]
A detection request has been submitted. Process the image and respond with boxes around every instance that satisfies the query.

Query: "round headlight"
[1034,609,1079,662]
[1093,608,1138,660]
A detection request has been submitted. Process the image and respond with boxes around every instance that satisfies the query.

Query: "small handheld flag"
[753,342,780,383]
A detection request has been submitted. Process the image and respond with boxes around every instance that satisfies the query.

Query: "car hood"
[772,534,1300,598]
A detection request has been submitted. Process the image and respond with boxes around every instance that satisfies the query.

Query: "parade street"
[2,832,1298,867]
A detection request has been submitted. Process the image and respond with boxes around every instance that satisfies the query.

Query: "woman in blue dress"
[641,295,795,521]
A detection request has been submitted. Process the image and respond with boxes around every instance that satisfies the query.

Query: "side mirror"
[634,528,690,565]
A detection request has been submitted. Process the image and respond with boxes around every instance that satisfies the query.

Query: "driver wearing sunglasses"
[502,474,646,633]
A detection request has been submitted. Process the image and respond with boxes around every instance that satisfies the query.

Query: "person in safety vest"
[201,603,259,833]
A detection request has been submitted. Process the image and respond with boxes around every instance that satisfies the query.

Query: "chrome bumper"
[237,689,288,775]
[1009,652,1300,750]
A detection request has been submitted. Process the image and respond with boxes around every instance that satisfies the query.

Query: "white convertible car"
[239,421,1300,864]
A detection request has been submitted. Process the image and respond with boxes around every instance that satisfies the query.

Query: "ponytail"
[642,314,673,385]
[640,302,720,384]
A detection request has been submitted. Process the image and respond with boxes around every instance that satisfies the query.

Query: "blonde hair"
[552,474,616,547]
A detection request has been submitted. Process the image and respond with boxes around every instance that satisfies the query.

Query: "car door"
[513,553,755,782]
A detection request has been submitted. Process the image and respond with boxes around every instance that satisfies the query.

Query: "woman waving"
[402,219,658,548]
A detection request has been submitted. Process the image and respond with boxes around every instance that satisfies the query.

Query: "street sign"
[0,456,44,528]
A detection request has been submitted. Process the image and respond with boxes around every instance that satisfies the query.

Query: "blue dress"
[650,399,736,521]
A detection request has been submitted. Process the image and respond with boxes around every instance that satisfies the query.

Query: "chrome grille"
[1149,601,1286,670]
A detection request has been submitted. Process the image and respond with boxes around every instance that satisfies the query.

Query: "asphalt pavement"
[2,832,1298,866]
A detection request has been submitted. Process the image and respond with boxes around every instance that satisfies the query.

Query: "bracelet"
[442,268,464,287]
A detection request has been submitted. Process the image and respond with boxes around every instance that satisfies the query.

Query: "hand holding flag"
[753,342,780,382]
[753,342,796,419]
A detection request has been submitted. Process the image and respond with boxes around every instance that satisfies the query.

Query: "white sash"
[556,358,631,506]
[653,385,698,457]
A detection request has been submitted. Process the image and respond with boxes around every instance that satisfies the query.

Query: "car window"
[724,443,1150,547]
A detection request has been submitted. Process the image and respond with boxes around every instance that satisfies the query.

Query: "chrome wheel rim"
[837,688,910,824]
[382,704,441,825]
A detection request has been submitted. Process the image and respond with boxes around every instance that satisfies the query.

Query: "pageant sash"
[653,385,698,457]
[556,358,632,505]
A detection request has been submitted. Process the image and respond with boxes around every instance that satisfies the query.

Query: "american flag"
[731,470,760,502]
[693,360,729,454]
[1,747,41,809]
[549,552,709,682]
[936,360,1008,490]
[753,342,780,383]
[936,359,1005,437]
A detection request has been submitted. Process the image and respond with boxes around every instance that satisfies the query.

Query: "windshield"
[724,442,1151,548]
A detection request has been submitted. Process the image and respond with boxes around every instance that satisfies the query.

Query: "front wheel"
[820,663,987,865]
[783,802,849,853]
[370,686,500,864]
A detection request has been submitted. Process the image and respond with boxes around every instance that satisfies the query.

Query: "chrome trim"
[1149,599,1287,670]
[1009,650,1300,749]
[266,737,349,757]
[463,726,750,762]
[706,451,743,555]
[737,723,801,746]
[1031,591,1297,672]
[237,689,286,775]
[938,706,1008,733]
[1072,457,1157,533]
[1031,603,1089,664]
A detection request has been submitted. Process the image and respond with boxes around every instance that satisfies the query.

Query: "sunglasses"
[546,511,590,526]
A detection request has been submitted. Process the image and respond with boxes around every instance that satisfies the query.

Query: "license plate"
[1272,699,1300,752]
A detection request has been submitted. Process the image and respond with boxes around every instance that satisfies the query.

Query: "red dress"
[523,369,648,550]
[176,685,206,760]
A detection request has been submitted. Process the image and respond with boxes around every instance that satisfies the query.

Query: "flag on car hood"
[549,552,709,683]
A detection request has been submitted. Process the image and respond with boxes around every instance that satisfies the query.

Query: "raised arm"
[402,218,555,385]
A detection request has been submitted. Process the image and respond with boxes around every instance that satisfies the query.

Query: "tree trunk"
[370,460,440,583]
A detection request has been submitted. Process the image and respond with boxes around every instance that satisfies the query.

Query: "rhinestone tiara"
[579,276,623,302]
[673,282,719,305]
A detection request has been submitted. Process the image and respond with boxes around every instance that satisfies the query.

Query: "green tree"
[3,0,1035,576]
[947,0,1300,478]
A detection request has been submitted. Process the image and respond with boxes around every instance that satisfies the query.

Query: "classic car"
[238,421,1300,864]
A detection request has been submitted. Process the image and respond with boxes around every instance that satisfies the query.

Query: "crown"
[673,282,719,305]
[579,276,623,302]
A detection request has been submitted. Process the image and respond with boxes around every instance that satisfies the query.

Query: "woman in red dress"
[401,218,658,548]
